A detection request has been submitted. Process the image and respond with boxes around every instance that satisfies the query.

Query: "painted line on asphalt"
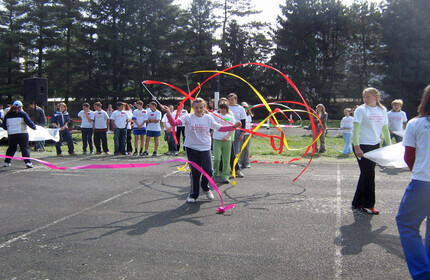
[0,168,180,249]
[334,164,343,280]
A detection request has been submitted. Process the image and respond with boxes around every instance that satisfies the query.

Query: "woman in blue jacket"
[51,102,76,156]
[2,101,37,168]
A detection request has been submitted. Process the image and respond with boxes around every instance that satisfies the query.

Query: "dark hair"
[6,105,19,115]
[218,103,229,111]
[94,101,102,107]
[29,102,37,106]
[149,101,157,106]
[116,102,124,107]
[418,85,430,117]
[82,102,90,107]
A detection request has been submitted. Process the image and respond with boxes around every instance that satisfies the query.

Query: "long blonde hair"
[363,87,385,109]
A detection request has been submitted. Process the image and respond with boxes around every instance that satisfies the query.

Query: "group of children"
[52,100,165,156]
[338,98,408,155]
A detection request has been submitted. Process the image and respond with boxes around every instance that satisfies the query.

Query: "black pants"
[81,128,93,152]
[176,126,186,151]
[5,133,31,164]
[186,147,212,199]
[94,130,109,153]
[352,144,380,208]
[126,129,133,153]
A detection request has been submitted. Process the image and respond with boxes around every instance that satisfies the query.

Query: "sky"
[173,0,360,27]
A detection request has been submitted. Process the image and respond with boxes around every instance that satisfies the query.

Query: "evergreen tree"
[272,0,349,105]
[380,0,430,114]
[344,0,383,97]
[21,0,59,78]
[0,0,27,98]
[44,0,84,102]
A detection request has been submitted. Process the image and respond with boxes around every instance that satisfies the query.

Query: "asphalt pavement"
[0,153,414,279]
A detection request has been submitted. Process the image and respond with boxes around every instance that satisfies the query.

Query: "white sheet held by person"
[0,125,59,142]
[363,142,407,168]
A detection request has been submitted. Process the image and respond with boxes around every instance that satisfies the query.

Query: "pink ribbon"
[0,154,234,213]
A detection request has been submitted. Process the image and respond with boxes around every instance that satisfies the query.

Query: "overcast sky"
[173,0,375,27]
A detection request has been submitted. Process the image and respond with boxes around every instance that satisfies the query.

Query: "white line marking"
[334,164,343,280]
[0,168,179,249]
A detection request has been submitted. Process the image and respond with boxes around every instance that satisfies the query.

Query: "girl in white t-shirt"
[396,85,430,280]
[352,87,391,214]
[340,108,353,154]
[162,98,241,203]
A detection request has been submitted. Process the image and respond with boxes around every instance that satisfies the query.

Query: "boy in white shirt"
[143,101,161,156]
[387,99,408,143]
[340,108,354,154]
[110,102,131,155]
[173,102,188,151]
[93,101,110,154]
[132,100,147,156]
[78,103,95,154]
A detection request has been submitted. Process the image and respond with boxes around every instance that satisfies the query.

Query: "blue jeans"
[185,147,212,199]
[383,132,403,146]
[396,179,430,280]
[233,130,242,155]
[81,128,93,152]
[56,129,74,155]
[114,128,127,155]
[342,132,352,154]
[164,131,177,152]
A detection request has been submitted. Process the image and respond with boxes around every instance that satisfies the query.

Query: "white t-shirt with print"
[110,110,129,129]
[132,109,147,129]
[78,110,94,128]
[229,104,246,130]
[212,112,235,140]
[162,113,171,130]
[402,117,430,182]
[341,116,354,133]
[125,110,133,129]
[244,115,252,135]
[180,113,222,151]
[353,104,388,145]
[93,109,109,129]
[145,109,161,131]
[173,109,188,127]
[388,110,408,132]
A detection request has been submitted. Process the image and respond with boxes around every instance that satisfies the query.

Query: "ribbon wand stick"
[141,81,161,106]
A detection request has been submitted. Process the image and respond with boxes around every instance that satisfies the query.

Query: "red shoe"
[362,207,380,215]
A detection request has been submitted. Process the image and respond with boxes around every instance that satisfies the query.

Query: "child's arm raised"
[161,105,182,126]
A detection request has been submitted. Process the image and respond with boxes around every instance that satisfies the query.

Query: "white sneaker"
[3,162,11,167]
[25,163,33,168]
[236,170,245,178]
[187,197,196,203]
[205,190,214,200]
